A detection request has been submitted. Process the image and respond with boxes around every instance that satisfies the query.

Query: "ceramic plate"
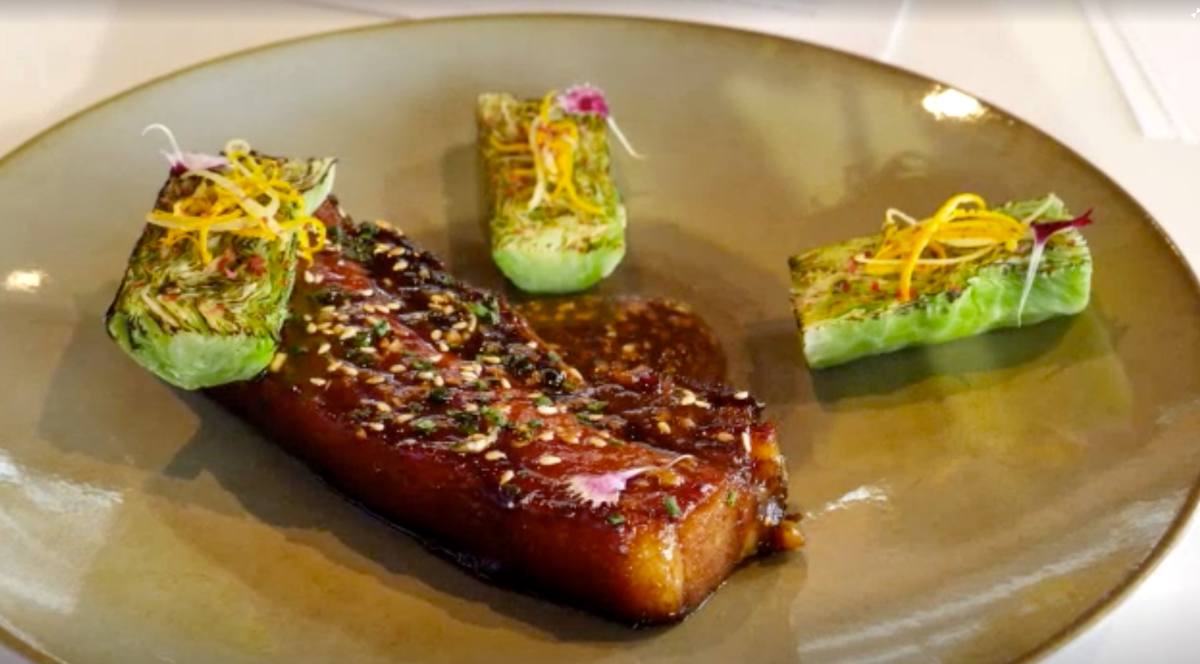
[1,15,1198,664]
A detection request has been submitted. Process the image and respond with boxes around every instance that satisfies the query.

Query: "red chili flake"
[246,254,266,276]
[870,281,880,292]
[839,281,851,293]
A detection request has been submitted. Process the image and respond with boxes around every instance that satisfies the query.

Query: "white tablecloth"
[2,1,1198,661]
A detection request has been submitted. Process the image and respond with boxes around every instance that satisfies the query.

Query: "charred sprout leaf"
[105,150,336,390]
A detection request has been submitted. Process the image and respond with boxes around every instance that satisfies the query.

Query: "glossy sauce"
[516,296,728,386]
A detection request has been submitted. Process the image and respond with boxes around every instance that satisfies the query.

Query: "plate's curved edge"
[1,12,1198,663]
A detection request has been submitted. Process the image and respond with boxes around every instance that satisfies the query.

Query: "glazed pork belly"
[210,197,800,624]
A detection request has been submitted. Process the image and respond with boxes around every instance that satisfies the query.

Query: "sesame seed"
[537,455,562,466]
[309,377,328,387]
[394,413,415,424]
[431,329,443,341]
[417,371,435,381]
[734,391,750,400]
[393,260,409,271]
[657,421,672,434]
[536,405,558,416]
[526,341,538,349]
[621,343,637,354]
[695,400,712,409]
[717,432,735,442]
[303,270,315,284]
[587,437,608,448]
[387,302,402,311]
[320,305,336,314]
[586,413,603,421]
[269,352,287,373]
[302,314,312,322]
[363,304,376,314]
[485,450,507,461]
[430,354,443,362]
[326,360,342,373]
[464,403,479,413]
[317,342,332,355]
[360,347,377,355]
[679,390,697,406]
[741,430,752,454]
[366,422,385,432]
[339,328,359,341]
[452,321,468,330]
[306,323,318,334]
[341,365,360,377]
[538,431,555,442]
[500,378,512,390]
[388,364,406,373]
[499,470,515,486]
[437,342,449,352]
[373,219,394,231]
[373,243,391,255]
[387,247,406,257]
[480,355,501,365]
[358,288,373,297]
[419,268,430,279]
[433,375,445,387]
[366,375,386,385]
[355,428,366,440]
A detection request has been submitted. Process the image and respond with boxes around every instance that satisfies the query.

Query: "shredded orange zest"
[856,193,1031,302]
[490,90,605,218]
[144,140,326,265]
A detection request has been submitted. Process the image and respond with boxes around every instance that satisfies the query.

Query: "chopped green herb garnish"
[585,400,607,413]
[725,490,737,507]
[664,496,682,519]
[372,320,389,338]
[468,300,501,325]
[528,419,543,429]
[288,345,308,356]
[481,406,507,428]
[411,358,434,371]
[449,410,480,434]
[428,386,451,405]
[606,513,626,526]
[534,395,553,407]
[412,418,436,434]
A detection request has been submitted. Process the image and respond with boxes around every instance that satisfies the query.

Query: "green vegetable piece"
[788,195,1092,369]
[105,154,336,389]
[477,91,626,293]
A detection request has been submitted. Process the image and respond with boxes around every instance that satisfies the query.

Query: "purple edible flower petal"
[143,123,227,175]
[565,454,695,508]
[557,84,610,118]
[1016,209,1094,325]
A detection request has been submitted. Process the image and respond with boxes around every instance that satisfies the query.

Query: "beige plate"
[1,15,1199,664]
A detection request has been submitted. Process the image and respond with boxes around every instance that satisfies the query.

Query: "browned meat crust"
[209,198,800,624]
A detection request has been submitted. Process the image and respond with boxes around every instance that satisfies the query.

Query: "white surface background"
[1,0,1198,661]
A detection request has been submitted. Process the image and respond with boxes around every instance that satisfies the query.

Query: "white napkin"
[1082,0,1200,144]
[295,0,912,62]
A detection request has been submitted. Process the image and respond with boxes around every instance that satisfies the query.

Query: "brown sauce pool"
[516,295,728,386]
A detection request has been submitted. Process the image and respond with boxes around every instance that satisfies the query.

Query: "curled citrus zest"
[142,139,325,265]
[489,90,607,219]
[866,192,1033,301]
